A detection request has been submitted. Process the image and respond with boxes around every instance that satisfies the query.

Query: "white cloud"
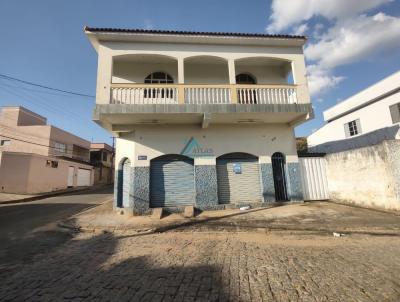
[266,0,400,97]
[293,23,309,35]
[305,13,400,68]
[267,0,392,32]
[306,65,345,97]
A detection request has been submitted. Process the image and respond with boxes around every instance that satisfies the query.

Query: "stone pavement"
[1,231,400,301]
[2,202,400,301]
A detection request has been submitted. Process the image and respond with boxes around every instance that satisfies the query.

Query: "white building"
[308,71,400,153]
[85,27,312,214]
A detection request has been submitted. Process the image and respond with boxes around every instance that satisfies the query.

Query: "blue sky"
[0,0,399,144]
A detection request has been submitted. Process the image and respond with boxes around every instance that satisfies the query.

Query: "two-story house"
[0,106,94,193]
[90,142,115,184]
[308,71,400,153]
[85,27,312,214]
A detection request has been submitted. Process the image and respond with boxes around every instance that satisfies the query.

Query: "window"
[102,152,108,161]
[0,139,11,146]
[144,72,174,84]
[144,72,174,99]
[46,160,58,168]
[55,142,66,154]
[236,73,257,104]
[345,119,362,137]
[389,103,400,124]
[236,73,256,84]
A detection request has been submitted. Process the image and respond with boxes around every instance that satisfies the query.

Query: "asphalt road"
[0,186,113,280]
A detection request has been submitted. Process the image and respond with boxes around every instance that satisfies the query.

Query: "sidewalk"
[0,184,111,205]
[60,199,400,238]
[59,200,305,235]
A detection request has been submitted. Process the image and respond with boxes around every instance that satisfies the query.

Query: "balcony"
[93,54,313,131]
[110,84,298,105]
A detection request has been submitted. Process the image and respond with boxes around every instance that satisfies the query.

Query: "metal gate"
[77,168,91,187]
[67,166,74,187]
[217,154,262,204]
[150,155,195,207]
[271,152,289,201]
[122,159,131,208]
[299,157,329,200]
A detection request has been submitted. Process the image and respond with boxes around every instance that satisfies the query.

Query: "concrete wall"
[113,61,178,83]
[93,166,113,185]
[0,152,94,194]
[325,140,400,211]
[0,106,46,126]
[115,124,299,168]
[308,91,400,152]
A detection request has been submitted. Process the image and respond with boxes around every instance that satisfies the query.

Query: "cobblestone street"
[1,217,400,301]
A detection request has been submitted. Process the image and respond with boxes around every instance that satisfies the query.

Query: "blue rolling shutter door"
[150,157,195,207]
[217,158,262,204]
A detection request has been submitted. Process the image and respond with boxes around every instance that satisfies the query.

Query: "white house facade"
[85,27,312,214]
[308,71,400,153]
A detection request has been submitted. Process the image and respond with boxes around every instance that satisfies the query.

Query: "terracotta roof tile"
[84,26,306,40]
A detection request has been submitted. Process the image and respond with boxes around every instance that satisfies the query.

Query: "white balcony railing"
[110,84,298,105]
[111,85,179,104]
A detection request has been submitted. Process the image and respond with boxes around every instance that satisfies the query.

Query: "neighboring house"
[308,71,400,153]
[90,143,114,184]
[0,106,93,194]
[85,27,312,214]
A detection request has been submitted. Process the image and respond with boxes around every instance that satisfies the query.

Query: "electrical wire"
[0,73,95,98]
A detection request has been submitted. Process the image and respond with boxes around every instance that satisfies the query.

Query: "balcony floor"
[94,103,313,132]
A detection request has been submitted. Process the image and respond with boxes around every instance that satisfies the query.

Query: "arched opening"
[217,152,258,160]
[235,57,292,85]
[117,158,131,208]
[216,152,262,204]
[184,55,229,84]
[271,152,289,201]
[111,54,178,104]
[236,73,257,84]
[150,154,195,207]
[112,54,178,83]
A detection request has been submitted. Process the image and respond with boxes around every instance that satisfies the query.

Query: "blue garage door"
[150,155,195,207]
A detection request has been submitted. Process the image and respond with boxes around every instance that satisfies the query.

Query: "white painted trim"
[194,157,216,165]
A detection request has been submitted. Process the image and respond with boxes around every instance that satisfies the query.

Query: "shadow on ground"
[0,232,229,301]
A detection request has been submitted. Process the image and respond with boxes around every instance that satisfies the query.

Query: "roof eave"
[84,26,307,48]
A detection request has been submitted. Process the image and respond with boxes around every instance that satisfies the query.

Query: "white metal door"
[67,166,74,187]
[299,157,329,200]
[77,168,91,186]
[217,158,262,204]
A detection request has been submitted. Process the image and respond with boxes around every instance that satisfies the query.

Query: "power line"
[0,81,90,125]
[0,73,95,98]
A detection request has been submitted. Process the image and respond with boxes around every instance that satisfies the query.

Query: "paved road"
[0,186,113,280]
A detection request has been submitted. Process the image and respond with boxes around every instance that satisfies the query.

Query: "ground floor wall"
[113,124,304,214]
[93,165,114,185]
[325,139,400,211]
[0,152,94,194]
